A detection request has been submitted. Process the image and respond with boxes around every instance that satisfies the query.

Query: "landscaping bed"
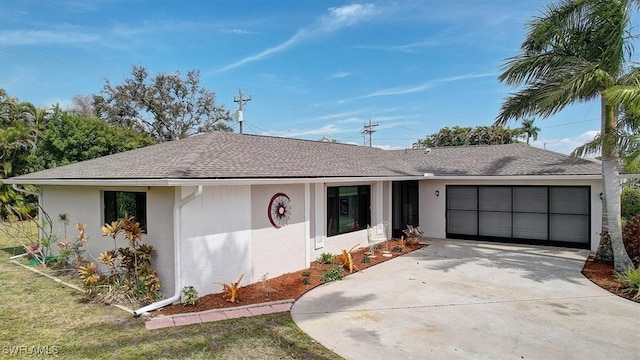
[581,255,640,303]
[156,240,425,316]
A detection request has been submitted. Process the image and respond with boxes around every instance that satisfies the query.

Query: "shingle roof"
[7,132,601,182]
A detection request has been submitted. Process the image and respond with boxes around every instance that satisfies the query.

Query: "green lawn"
[0,223,341,359]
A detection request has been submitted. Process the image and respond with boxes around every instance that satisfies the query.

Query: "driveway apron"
[291,239,640,360]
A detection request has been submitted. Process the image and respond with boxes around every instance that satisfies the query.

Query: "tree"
[37,109,156,168]
[520,119,540,144]
[70,94,96,117]
[415,125,521,148]
[94,66,233,142]
[0,89,39,217]
[494,0,636,271]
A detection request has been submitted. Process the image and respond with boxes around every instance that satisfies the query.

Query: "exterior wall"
[39,185,176,296]
[311,181,391,259]
[418,178,603,252]
[250,184,306,283]
[179,185,252,297]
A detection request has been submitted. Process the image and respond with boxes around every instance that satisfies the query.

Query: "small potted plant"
[402,225,423,245]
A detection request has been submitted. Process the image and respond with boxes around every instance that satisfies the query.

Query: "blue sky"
[0,1,618,154]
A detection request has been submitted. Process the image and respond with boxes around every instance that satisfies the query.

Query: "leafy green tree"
[0,89,39,217]
[415,125,521,148]
[93,66,233,142]
[494,0,636,271]
[37,109,156,168]
[520,119,540,144]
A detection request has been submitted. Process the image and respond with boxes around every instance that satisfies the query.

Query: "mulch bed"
[581,255,639,303]
[156,240,424,316]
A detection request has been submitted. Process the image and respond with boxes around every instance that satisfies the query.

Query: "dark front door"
[392,181,419,238]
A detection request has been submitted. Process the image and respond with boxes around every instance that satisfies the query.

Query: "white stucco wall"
[39,185,176,296]
[250,184,306,283]
[179,185,252,297]
[311,181,391,259]
[418,178,603,252]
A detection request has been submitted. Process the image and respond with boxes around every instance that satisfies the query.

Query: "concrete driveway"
[291,239,640,360]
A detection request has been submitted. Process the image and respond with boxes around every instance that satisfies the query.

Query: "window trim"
[103,190,148,231]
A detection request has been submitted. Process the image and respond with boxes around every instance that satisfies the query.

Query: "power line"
[233,89,251,134]
[361,118,378,147]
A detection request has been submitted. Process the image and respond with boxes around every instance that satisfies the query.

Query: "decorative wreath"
[268,193,291,228]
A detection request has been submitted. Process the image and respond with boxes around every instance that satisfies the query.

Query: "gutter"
[133,185,203,316]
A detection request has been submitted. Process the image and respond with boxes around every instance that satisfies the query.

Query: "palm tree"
[494,0,636,271]
[520,119,540,144]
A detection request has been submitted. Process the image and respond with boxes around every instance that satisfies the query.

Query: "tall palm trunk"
[601,96,633,272]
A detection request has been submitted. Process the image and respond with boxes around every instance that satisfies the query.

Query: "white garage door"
[446,186,590,248]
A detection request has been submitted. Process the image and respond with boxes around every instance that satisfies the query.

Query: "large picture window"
[327,185,370,237]
[104,191,147,230]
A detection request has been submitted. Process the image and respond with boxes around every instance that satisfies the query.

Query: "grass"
[0,222,341,359]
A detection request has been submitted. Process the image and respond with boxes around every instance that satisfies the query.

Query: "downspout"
[12,184,39,197]
[133,185,203,316]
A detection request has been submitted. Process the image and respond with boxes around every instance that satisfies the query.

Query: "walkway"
[291,239,640,360]
[145,299,293,330]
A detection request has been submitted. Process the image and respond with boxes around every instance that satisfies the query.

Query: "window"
[327,185,370,237]
[104,191,147,230]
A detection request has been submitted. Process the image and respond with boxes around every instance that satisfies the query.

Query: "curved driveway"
[292,239,640,360]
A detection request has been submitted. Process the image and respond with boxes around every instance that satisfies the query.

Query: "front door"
[392,181,419,238]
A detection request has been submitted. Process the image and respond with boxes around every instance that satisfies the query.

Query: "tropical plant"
[415,125,522,148]
[614,266,640,300]
[181,286,199,306]
[494,0,636,271]
[622,187,640,221]
[520,119,540,144]
[213,274,244,303]
[317,252,334,264]
[335,244,360,274]
[320,265,343,282]
[622,214,640,266]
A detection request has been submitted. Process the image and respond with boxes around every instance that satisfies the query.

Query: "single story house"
[6,131,603,314]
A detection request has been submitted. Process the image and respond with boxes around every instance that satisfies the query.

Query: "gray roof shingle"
[7,132,601,182]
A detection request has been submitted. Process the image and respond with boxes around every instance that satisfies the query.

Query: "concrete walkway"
[145,299,293,330]
[291,239,640,360]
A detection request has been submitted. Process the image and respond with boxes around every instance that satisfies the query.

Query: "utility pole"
[234,89,252,134]
[360,118,378,147]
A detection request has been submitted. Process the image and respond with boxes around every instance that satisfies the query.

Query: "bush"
[623,215,640,266]
[320,265,343,282]
[181,286,199,306]
[614,266,640,300]
[317,252,334,264]
[622,187,640,221]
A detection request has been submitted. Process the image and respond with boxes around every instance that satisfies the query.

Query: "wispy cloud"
[358,72,497,99]
[263,124,346,137]
[328,71,350,79]
[0,29,100,46]
[356,39,441,53]
[530,130,599,155]
[216,3,378,73]
[220,28,255,35]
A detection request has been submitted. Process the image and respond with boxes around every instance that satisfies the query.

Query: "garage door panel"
[479,211,512,237]
[479,187,511,211]
[513,213,548,240]
[447,210,477,235]
[446,185,590,248]
[549,214,589,243]
[447,186,477,210]
[513,187,547,213]
[549,187,589,215]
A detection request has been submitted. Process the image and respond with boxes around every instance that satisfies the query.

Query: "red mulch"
[156,240,424,316]
[581,255,639,303]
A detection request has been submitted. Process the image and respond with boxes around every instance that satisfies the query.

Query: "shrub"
[614,266,640,300]
[320,265,343,282]
[361,255,371,264]
[623,215,640,267]
[392,246,403,253]
[301,277,311,285]
[181,286,199,306]
[622,187,640,221]
[317,252,334,264]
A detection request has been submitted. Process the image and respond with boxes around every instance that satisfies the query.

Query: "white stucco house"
[5,132,603,314]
